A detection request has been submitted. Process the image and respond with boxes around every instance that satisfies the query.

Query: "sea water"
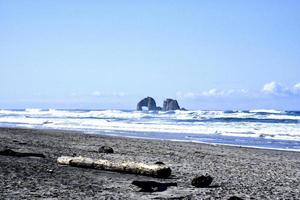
[1,108,300,151]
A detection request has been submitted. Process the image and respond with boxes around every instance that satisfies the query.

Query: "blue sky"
[1,1,300,110]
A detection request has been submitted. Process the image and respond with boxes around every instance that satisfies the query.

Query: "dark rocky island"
[163,98,180,111]
[137,97,183,111]
[136,97,161,111]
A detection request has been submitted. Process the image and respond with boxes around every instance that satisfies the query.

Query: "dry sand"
[0,127,299,199]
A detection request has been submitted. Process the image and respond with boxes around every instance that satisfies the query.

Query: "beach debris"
[154,161,165,165]
[57,156,172,178]
[46,169,54,174]
[42,120,53,125]
[12,140,27,145]
[228,196,244,200]
[132,180,177,192]
[18,142,27,145]
[0,148,45,158]
[191,174,213,188]
[98,146,114,153]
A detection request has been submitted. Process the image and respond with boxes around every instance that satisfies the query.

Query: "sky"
[1,0,300,110]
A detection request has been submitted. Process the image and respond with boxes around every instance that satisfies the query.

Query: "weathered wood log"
[57,156,171,178]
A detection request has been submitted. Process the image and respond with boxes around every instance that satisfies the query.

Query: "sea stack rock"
[137,97,160,111]
[163,99,180,111]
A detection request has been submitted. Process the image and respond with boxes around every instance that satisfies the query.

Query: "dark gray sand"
[0,128,299,199]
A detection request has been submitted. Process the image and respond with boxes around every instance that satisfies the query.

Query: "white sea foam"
[0,116,50,125]
[249,109,285,114]
[0,109,300,143]
[266,114,300,120]
[25,108,42,112]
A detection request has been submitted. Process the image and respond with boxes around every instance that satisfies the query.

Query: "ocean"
[1,108,300,151]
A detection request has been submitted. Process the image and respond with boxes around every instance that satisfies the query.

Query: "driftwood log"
[57,156,172,178]
[0,149,45,158]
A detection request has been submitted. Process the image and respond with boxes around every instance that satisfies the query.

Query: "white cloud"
[176,89,248,99]
[201,89,225,97]
[201,89,216,97]
[262,82,285,95]
[70,92,79,97]
[261,81,300,96]
[91,91,127,97]
[176,91,196,99]
[177,81,300,100]
[241,89,249,94]
[92,91,102,97]
[112,92,126,97]
[293,83,300,94]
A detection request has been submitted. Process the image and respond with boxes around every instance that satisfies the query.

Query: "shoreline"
[5,126,300,152]
[103,134,300,153]
[4,124,300,152]
[1,127,300,199]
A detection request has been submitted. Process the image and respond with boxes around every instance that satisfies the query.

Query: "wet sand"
[0,127,299,199]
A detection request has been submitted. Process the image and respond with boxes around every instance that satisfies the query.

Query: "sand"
[0,127,299,199]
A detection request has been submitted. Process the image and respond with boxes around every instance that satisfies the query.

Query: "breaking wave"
[0,108,300,151]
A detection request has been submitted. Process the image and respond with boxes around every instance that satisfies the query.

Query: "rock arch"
[137,97,159,111]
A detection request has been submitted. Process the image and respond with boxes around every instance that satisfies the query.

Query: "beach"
[0,127,299,199]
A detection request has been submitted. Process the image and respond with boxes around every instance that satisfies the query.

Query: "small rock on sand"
[228,196,244,200]
[154,161,165,165]
[191,175,213,188]
[132,180,177,192]
[98,146,114,153]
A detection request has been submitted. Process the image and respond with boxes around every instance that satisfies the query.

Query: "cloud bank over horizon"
[2,81,300,110]
[262,82,300,96]
[176,81,300,99]
[173,82,300,110]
